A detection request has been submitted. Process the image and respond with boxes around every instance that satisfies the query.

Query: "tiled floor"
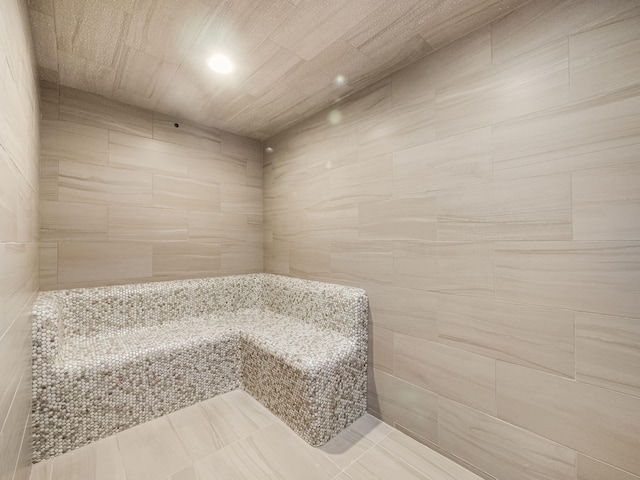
[29,390,482,480]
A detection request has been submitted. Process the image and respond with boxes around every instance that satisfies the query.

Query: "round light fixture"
[207,54,233,74]
[265,147,274,154]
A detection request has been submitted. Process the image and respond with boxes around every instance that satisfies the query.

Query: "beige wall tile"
[109,206,188,243]
[577,455,640,480]
[109,131,190,177]
[392,127,492,196]
[39,155,58,201]
[570,15,640,102]
[40,200,108,241]
[220,242,263,274]
[39,243,57,287]
[497,362,640,476]
[1,2,41,472]
[368,368,438,442]
[152,175,220,212]
[152,243,221,280]
[495,241,640,318]
[366,284,438,341]
[438,294,575,377]
[491,0,639,64]
[359,195,436,242]
[331,241,394,286]
[41,119,108,166]
[573,163,640,240]
[329,154,393,206]
[437,174,572,241]
[370,326,394,374]
[435,39,569,138]
[493,90,640,180]
[58,160,153,206]
[576,312,640,398]
[57,242,152,284]
[39,79,59,120]
[220,184,262,213]
[439,397,576,480]
[188,150,247,184]
[220,131,261,161]
[394,334,496,415]
[152,113,221,152]
[394,242,494,298]
[59,86,153,137]
[289,241,331,278]
[188,211,247,243]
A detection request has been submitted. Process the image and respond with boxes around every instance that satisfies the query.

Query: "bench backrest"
[34,274,368,342]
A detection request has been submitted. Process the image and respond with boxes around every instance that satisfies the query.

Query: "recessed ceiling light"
[208,54,233,74]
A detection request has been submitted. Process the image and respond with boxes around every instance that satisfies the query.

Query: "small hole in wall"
[174,123,179,128]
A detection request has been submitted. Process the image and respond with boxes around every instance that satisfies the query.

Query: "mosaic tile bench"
[32,273,368,462]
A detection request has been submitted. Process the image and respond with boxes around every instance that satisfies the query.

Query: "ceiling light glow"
[208,54,233,74]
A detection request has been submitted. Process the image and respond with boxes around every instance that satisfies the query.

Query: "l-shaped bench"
[32,273,368,462]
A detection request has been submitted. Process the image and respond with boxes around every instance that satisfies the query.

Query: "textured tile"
[344,443,430,480]
[577,455,640,480]
[116,416,192,480]
[191,422,339,480]
[50,436,125,480]
[576,312,640,398]
[439,397,576,480]
[346,413,394,445]
[570,15,640,102]
[331,242,394,286]
[394,241,494,298]
[437,174,573,241]
[109,206,188,242]
[40,201,108,242]
[359,195,436,242]
[152,113,221,152]
[493,89,640,180]
[187,211,247,243]
[392,127,492,195]
[58,161,153,206]
[319,422,375,470]
[366,284,438,341]
[59,86,153,137]
[152,243,221,279]
[370,326,394,374]
[573,163,640,240]
[57,242,152,285]
[378,430,485,480]
[394,334,496,415]
[438,295,575,377]
[495,241,640,318]
[39,243,57,287]
[152,175,220,212]
[435,39,569,138]
[41,120,108,166]
[497,362,640,476]
[368,369,438,442]
[109,131,190,177]
[492,0,640,64]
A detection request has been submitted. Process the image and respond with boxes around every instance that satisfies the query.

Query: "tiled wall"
[264,1,640,478]
[0,1,40,479]
[39,84,263,289]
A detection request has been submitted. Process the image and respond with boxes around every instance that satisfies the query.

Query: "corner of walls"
[0,0,41,478]
[39,84,263,289]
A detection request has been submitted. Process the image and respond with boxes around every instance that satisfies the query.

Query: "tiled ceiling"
[28,0,531,140]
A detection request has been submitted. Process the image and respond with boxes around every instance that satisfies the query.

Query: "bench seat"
[32,274,368,462]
